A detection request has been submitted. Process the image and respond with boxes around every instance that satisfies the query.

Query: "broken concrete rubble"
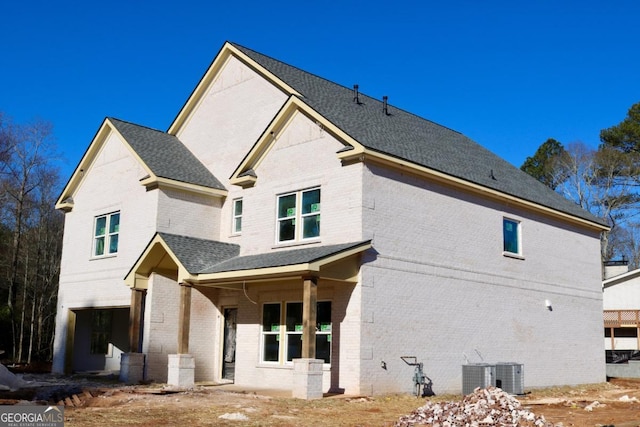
[395,387,557,427]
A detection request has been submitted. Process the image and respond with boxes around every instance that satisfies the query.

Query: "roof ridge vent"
[353,84,361,104]
[383,96,390,115]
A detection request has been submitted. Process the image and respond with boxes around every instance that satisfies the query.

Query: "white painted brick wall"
[359,163,605,394]
[176,55,288,182]
[156,187,221,240]
[53,131,159,373]
[224,111,363,254]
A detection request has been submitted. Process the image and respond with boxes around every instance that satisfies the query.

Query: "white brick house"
[52,41,608,396]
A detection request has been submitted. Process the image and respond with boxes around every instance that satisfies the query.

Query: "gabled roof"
[124,232,371,287]
[227,42,607,229]
[109,118,225,191]
[56,118,226,211]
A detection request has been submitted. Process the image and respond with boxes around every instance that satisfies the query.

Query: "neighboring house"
[603,261,640,358]
[52,41,609,396]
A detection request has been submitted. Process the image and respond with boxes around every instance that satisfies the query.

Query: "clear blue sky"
[3,1,639,180]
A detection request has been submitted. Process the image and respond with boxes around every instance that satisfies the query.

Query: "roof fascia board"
[139,176,228,198]
[308,242,372,270]
[603,268,640,288]
[168,42,301,137]
[230,96,365,185]
[124,234,192,288]
[55,118,155,211]
[339,149,609,232]
[193,241,371,285]
[195,263,314,283]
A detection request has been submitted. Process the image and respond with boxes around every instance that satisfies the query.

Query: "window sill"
[272,239,321,250]
[502,252,525,260]
[90,254,118,261]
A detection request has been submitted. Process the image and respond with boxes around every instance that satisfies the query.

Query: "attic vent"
[353,84,361,104]
[383,96,389,115]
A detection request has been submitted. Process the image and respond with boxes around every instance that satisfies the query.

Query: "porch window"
[90,310,112,354]
[503,218,521,256]
[94,212,120,257]
[260,301,332,364]
[232,198,243,234]
[276,188,320,243]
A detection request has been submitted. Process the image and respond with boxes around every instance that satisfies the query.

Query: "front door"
[222,308,237,381]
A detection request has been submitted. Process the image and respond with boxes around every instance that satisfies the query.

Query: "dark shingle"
[109,118,226,191]
[199,240,370,274]
[158,233,369,275]
[158,233,240,273]
[231,43,605,226]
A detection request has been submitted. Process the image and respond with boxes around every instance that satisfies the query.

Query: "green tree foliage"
[600,102,640,154]
[520,138,568,190]
[521,101,640,269]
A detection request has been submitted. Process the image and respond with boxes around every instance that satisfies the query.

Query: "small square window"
[503,218,521,255]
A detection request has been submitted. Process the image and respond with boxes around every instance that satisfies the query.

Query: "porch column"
[129,288,146,352]
[120,288,146,384]
[168,282,195,388]
[178,282,192,354]
[302,276,318,358]
[293,276,323,399]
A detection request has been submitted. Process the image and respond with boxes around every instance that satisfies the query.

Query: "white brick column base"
[119,353,146,384]
[292,358,324,399]
[167,354,195,388]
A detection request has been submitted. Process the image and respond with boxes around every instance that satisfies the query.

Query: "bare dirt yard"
[3,374,640,426]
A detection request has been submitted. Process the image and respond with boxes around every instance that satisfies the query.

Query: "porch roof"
[125,232,372,287]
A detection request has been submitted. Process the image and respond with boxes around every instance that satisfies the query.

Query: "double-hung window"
[94,212,120,257]
[277,188,320,243]
[261,301,332,364]
[232,198,243,234]
[503,218,522,256]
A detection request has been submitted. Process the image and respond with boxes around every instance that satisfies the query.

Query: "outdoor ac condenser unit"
[495,362,524,395]
[462,363,496,395]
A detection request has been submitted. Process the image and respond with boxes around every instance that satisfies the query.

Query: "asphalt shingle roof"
[158,232,239,273]
[199,240,370,274]
[109,118,226,191]
[157,232,368,275]
[231,43,605,226]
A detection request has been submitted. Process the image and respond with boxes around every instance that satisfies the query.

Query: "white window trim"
[231,198,243,235]
[275,187,321,245]
[259,300,332,366]
[502,217,524,259]
[92,211,120,258]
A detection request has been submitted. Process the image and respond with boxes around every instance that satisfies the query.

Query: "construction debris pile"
[395,387,556,427]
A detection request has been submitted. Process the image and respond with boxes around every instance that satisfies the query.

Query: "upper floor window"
[277,188,320,243]
[232,198,243,234]
[94,212,120,257]
[503,218,521,256]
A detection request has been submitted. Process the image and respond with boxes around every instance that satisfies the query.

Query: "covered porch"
[121,232,371,399]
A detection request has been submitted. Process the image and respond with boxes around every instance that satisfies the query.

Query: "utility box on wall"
[495,363,524,395]
[462,363,496,395]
